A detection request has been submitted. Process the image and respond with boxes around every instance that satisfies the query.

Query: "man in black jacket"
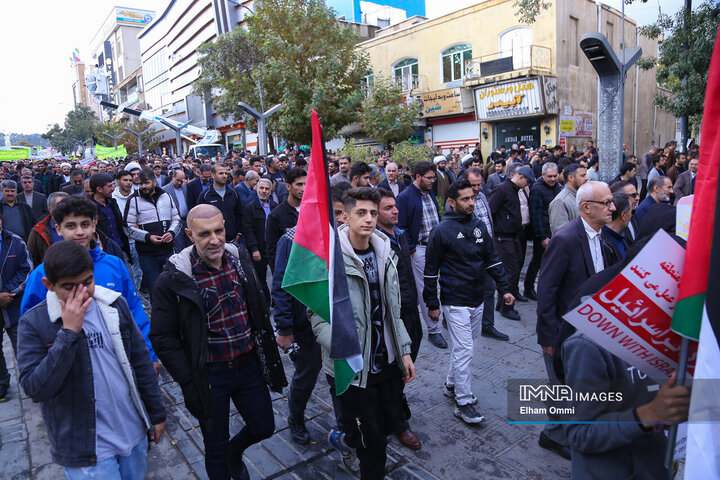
[265,168,306,271]
[526,163,561,299]
[488,166,535,320]
[376,188,422,449]
[150,204,286,480]
[196,163,243,243]
[241,178,277,302]
[424,179,514,425]
[90,173,131,262]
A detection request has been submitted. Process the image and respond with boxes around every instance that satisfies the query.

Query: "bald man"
[150,204,286,480]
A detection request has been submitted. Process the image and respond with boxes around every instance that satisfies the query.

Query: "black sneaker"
[515,294,529,303]
[524,289,538,301]
[288,417,311,445]
[454,404,485,424]
[443,384,477,405]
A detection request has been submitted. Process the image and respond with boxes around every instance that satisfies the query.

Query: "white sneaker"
[454,404,485,424]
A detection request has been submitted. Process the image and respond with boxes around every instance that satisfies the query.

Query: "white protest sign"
[563,230,697,382]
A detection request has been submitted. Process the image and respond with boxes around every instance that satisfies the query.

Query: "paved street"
[0,260,571,480]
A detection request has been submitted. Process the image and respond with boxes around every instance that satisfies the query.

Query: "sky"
[0,0,691,136]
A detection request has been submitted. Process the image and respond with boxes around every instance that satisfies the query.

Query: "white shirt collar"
[581,218,601,239]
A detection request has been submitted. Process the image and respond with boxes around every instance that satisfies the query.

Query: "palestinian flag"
[282,110,363,395]
[677,26,720,478]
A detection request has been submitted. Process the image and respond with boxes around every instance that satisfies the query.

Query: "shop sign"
[474,78,544,121]
[116,8,155,26]
[419,88,463,117]
[559,111,594,137]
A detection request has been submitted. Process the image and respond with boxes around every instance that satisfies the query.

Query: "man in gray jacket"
[310,187,414,480]
[549,163,587,234]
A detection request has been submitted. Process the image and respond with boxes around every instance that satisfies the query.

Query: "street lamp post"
[580,32,641,184]
[237,103,282,156]
[124,121,154,155]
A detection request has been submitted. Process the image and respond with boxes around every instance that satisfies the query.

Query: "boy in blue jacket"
[19,196,158,368]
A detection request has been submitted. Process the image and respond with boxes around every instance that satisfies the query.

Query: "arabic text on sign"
[477,81,535,100]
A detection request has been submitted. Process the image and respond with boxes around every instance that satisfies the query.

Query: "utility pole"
[679,0,692,152]
[237,102,281,156]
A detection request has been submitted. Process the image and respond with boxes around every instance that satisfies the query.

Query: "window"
[393,58,418,91]
[441,44,472,83]
[498,27,532,69]
[377,17,390,28]
[569,16,579,66]
[362,71,374,92]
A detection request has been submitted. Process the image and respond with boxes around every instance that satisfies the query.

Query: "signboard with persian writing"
[474,78,545,121]
[420,88,463,118]
[559,111,594,137]
[563,230,697,382]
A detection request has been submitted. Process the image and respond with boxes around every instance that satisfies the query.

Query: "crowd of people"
[0,137,697,480]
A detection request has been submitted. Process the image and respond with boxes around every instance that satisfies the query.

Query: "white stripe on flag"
[684,308,720,479]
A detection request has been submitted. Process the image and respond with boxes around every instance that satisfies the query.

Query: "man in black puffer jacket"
[150,204,286,480]
[424,179,515,426]
[526,162,562,299]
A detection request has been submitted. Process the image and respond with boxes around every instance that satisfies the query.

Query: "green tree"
[64,105,98,147]
[194,0,369,144]
[637,0,720,133]
[42,124,70,153]
[360,78,422,146]
[513,0,551,24]
[15,138,33,147]
[338,140,373,163]
[94,120,126,148]
[391,139,432,170]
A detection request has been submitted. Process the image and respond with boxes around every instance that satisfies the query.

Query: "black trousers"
[401,309,422,363]
[338,371,405,480]
[0,323,18,388]
[200,353,274,480]
[494,234,523,301]
[524,237,545,293]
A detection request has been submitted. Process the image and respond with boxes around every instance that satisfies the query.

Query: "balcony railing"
[464,45,552,81]
[392,74,428,92]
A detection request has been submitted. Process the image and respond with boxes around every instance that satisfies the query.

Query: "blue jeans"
[138,253,170,299]
[200,352,275,480]
[62,437,147,480]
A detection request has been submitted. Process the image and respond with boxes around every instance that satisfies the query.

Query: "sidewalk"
[0,281,570,480]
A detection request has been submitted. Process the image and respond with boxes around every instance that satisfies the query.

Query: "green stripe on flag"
[672,293,705,340]
[334,359,355,395]
[282,243,330,322]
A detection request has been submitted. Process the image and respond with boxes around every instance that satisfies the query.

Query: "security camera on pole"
[580,32,641,184]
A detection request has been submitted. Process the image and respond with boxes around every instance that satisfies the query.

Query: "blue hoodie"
[19,247,157,362]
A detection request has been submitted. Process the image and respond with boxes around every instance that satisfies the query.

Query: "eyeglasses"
[584,200,614,208]
[628,192,639,198]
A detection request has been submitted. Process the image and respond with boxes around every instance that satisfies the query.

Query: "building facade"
[138,0,258,154]
[87,6,156,122]
[356,0,676,157]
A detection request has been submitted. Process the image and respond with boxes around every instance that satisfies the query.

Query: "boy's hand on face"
[59,285,92,333]
[402,354,415,383]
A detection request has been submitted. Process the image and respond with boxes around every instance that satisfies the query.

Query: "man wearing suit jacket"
[535,181,615,460]
[377,162,405,197]
[610,180,639,245]
[673,156,698,204]
[186,164,213,211]
[242,178,277,302]
[17,175,48,222]
[161,169,191,252]
[61,170,85,196]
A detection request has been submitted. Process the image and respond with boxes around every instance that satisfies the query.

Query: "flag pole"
[664,336,692,468]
